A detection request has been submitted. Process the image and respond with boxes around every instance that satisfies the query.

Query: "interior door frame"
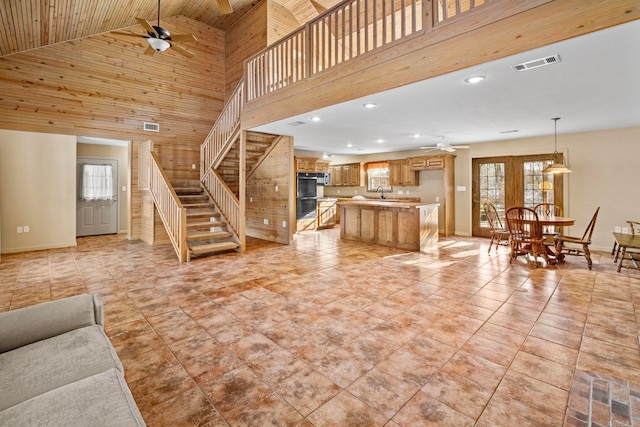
[472,153,564,238]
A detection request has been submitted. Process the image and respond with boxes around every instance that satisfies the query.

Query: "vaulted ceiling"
[0,0,339,57]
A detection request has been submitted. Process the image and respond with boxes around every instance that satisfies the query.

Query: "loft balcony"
[241,0,639,130]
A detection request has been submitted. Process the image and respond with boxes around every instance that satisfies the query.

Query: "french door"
[472,153,564,238]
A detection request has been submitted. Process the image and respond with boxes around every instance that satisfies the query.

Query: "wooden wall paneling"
[225,0,268,100]
[245,134,294,244]
[0,16,225,148]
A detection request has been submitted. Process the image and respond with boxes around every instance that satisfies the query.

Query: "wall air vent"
[512,54,561,72]
[287,121,306,126]
[143,122,160,132]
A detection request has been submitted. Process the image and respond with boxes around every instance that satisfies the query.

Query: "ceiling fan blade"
[144,45,156,56]
[419,147,439,152]
[170,43,195,58]
[171,34,198,42]
[217,0,233,14]
[111,31,145,38]
[136,17,157,36]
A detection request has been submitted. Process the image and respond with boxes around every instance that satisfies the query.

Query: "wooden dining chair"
[483,203,509,253]
[554,207,600,270]
[534,203,563,239]
[505,207,549,267]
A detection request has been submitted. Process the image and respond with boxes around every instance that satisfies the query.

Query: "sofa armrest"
[0,294,104,354]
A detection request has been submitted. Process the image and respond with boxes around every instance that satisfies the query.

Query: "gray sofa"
[0,294,146,426]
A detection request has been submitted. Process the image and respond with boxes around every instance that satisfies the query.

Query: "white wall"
[455,126,640,251]
[0,130,77,253]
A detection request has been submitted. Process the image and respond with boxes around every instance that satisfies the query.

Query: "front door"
[76,157,118,236]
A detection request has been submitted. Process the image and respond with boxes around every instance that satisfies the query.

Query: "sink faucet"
[376,186,386,199]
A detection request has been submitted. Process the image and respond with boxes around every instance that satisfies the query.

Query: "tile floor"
[1,228,639,426]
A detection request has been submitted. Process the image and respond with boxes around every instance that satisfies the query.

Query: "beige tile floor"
[1,228,639,426]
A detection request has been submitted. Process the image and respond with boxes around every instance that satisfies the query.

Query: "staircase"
[173,180,240,260]
[214,131,282,198]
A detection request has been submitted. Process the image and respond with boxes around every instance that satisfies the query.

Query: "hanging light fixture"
[542,117,572,174]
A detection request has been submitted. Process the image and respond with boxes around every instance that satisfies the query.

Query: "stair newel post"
[179,206,188,262]
[238,129,247,252]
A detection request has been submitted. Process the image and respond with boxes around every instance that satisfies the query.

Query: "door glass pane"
[523,161,554,208]
[478,162,505,227]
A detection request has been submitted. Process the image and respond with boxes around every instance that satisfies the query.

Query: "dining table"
[612,232,640,272]
[536,214,575,261]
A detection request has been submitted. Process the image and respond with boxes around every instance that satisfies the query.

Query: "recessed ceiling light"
[464,75,486,84]
[363,103,377,109]
[347,143,353,148]
[376,139,384,143]
[310,116,321,122]
[412,133,421,139]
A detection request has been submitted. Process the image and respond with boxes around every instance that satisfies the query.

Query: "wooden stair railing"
[201,79,245,174]
[201,167,245,251]
[149,151,188,262]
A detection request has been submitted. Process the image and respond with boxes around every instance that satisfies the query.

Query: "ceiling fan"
[420,137,470,153]
[111,0,201,58]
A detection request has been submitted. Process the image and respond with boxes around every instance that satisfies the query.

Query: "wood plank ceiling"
[0,0,340,57]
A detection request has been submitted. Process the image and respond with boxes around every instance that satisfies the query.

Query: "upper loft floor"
[241,0,640,130]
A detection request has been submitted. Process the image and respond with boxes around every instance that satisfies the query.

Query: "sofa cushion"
[0,325,123,411]
[0,368,146,426]
[0,294,103,353]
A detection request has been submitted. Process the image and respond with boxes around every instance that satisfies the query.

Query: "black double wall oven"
[296,172,317,220]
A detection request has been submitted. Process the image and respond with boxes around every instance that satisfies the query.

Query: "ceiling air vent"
[287,121,306,126]
[512,54,561,72]
[143,122,160,132]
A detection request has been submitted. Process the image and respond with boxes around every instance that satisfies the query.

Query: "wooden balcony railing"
[246,0,491,101]
[201,79,245,176]
[149,151,187,262]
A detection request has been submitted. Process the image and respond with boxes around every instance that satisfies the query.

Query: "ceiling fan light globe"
[148,38,170,52]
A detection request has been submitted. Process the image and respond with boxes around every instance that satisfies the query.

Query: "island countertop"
[337,200,434,209]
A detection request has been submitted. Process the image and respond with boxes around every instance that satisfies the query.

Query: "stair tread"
[188,230,232,240]
[188,241,239,254]
[186,212,220,218]
[187,221,225,228]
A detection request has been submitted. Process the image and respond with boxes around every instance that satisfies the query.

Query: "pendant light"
[542,117,572,174]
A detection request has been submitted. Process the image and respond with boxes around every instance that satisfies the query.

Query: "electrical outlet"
[191,164,196,169]
[337,190,340,194]
[275,185,279,192]
[249,197,253,203]
[23,225,30,233]
[435,196,440,202]
[263,219,269,225]
[615,226,622,233]
[622,227,630,234]
[397,190,403,195]
[17,226,23,233]
[355,190,358,194]
[122,186,126,192]
[282,221,287,228]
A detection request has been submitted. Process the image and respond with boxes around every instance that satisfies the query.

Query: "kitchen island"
[338,200,439,252]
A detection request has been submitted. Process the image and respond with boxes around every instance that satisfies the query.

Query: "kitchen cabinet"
[317,199,337,229]
[315,161,330,172]
[408,156,445,171]
[329,163,363,186]
[295,157,317,172]
[389,159,419,186]
[339,201,439,252]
